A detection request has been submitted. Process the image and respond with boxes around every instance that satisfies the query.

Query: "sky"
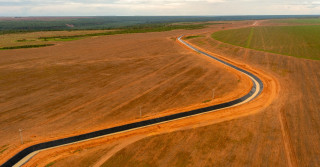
[0,0,319,16]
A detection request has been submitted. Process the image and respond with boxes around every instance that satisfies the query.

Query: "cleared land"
[3,19,320,167]
[212,25,320,60]
[34,20,320,167]
[18,20,277,167]
[0,22,256,164]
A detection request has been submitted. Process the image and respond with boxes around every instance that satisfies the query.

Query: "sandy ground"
[29,20,320,166]
[12,20,282,167]
[25,61,275,166]
[0,21,256,164]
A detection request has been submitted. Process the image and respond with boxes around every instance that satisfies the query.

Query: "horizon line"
[1,14,320,17]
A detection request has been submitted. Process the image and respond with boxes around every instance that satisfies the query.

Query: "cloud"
[0,0,319,16]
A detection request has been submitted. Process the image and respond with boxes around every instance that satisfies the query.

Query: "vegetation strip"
[185,35,204,39]
[38,23,211,41]
[1,15,316,35]
[1,35,263,167]
[246,28,254,48]
[0,44,54,50]
[0,145,9,154]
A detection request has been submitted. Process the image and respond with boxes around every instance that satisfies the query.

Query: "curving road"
[1,35,263,167]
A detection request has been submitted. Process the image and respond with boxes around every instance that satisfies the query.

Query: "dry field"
[0,21,257,165]
[95,23,319,166]
[26,20,320,167]
[9,20,277,167]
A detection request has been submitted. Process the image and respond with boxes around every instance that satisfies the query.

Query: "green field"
[271,18,320,24]
[212,25,320,60]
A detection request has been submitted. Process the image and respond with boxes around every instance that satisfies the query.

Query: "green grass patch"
[212,25,320,60]
[72,148,83,153]
[246,28,254,48]
[45,161,56,167]
[0,44,54,50]
[202,99,212,103]
[0,144,9,154]
[0,147,8,154]
[16,39,36,42]
[41,37,81,41]
[185,35,203,39]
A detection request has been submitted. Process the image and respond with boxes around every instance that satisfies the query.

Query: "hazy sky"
[0,0,319,16]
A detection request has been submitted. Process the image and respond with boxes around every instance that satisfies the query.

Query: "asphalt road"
[1,35,263,167]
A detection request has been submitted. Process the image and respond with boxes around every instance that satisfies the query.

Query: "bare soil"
[0,21,255,164]
[31,20,320,167]
[17,21,281,167]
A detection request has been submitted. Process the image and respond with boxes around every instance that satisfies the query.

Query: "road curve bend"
[1,35,263,167]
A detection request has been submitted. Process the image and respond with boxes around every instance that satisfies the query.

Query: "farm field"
[0,21,257,165]
[2,18,320,167]
[183,28,320,166]
[16,20,275,167]
[212,25,320,60]
[30,19,320,167]
[0,30,109,48]
[270,17,320,24]
[0,22,219,49]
